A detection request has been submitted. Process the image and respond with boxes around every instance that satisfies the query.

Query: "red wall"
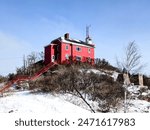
[61,42,72,63]
[60,43,94,63]
[45,41,95,64]
[71,45,94,62]
[44,44,55,64]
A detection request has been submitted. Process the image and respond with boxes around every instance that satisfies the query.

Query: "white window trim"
[65,54,69,60]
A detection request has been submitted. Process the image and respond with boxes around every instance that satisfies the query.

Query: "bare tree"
[38,51,44,61]
[117,41,143,113]
[117,41,143,74]
[26,52,39,75]
[27,52,38,65]
[0,75,7,83]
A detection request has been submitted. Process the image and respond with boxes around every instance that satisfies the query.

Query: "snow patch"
[111,72,119,81]
[80,69,105,75]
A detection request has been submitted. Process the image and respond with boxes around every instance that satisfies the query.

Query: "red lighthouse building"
[44,33,95,65]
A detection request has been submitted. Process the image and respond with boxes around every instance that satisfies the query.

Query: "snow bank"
[58,93,99,112]
[0,90,150,113]
[0,91,90,113]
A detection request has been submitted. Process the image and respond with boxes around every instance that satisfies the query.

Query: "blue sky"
[0,0,150,76]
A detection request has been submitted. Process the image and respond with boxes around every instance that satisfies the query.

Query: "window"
[88,48,91,53]
[76,46,81,52]
[66,45,69,50]
[76,56,82,61]
[65,54,69,60]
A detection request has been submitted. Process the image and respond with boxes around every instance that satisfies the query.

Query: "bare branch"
[117,41,143,74]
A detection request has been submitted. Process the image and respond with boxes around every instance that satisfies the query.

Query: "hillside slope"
[0,91,89,113]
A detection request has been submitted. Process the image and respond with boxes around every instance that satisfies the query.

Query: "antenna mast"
[86,25,91,38]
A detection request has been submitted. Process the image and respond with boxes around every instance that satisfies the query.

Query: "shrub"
[29,64,124,110]
[0,75,7,83]
[29,75,58,92]
[95,58,119,71]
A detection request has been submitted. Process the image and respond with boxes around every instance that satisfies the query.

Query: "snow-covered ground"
[0,91,90,113]
[58,92,150,113]
[126,99,150,113]
[0,89,150,113]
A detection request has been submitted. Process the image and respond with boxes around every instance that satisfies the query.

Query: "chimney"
[64,33,69,39]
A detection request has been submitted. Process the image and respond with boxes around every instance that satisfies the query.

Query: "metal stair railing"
[0,62,57,93]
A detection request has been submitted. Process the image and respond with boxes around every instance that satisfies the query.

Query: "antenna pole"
[86,26,88,38]
[86,25,91,38]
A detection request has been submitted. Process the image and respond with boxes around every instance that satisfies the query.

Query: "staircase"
[0,62,57,94]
